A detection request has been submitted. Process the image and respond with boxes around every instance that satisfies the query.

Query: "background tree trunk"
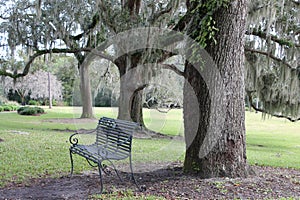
[116,55,145,125]
[79,63,94,118]
[183,0,251,178]
[48,71,52,109]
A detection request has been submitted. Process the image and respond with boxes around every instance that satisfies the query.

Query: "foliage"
[190,0,230,47]
[17,106,45,116]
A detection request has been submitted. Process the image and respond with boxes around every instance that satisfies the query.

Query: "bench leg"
[69,149,74,177]
[129,155,142,191]
[97,163,104,194]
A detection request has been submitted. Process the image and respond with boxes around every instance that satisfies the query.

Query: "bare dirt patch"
[1,162,299,199]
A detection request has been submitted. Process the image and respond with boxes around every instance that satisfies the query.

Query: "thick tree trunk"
[116,55,145,125]
[131,89,144,125]
[183,0,251,178]
[79,63,95,118]
[118,76,144,125]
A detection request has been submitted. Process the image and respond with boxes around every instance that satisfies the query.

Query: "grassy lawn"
[0,106,300,188]
[246,111,300,168]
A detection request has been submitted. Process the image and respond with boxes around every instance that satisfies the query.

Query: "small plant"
[17,106,45,116]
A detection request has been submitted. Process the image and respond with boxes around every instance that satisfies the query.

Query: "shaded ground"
[1,162,300,199]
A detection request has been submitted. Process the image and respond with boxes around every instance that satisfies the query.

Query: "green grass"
[246,111,300,169]
[0,107,300,189]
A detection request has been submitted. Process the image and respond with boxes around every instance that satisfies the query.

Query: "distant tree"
[51,55,78,106]
[3,70,62,105]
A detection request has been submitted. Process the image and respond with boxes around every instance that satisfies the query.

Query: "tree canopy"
[0,0,299,121]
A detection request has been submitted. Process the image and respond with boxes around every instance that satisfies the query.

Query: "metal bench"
[69,117,142,193]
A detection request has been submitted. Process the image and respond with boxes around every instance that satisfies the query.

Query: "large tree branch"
[246,92,300,122]
[149,0,177,25]
[70,13,100,41]
[245,47,293,69]
[246,30,300,48]
[172,10,193,32]
[161,64,184,76]
[250,102,300,122]
[0,48,113,79]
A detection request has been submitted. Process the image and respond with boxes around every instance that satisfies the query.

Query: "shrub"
[0,106,3,112]
[12,105,19,111]
[17,106,45,116]
[2,101,20,111]
[35,107,45,114]
[3,106,13,111]
[20,107,38,115]
[52,100,57,106]
[17,106,27,114]
[28,100,39,106]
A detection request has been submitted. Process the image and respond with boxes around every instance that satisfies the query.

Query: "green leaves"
[189,0,230,47]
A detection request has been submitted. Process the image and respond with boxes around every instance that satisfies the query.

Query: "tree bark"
[183,0,251,178]
[79,63,95,118]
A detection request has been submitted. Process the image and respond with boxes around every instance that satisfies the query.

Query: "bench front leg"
[69,149,74,177]
[129,154,143,191]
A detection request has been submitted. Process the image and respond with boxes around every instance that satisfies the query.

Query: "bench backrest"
[96,117,141,155]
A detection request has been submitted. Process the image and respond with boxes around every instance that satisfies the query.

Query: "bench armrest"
[69,129,97,146]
